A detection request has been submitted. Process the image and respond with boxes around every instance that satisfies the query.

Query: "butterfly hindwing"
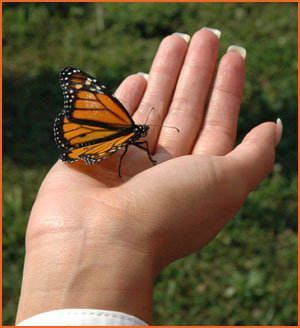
[60,132,136,164]
[54,112,131,150]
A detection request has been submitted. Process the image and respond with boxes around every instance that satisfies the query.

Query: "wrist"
[16,230,155,325]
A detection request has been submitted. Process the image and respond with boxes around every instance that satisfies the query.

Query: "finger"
[193,47,246,156]
[156,29,220,158]
[133,34,189,151]
[114,74,148,115]
[226,121,282,196]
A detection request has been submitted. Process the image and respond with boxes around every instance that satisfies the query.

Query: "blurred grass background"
[3,2,297,326]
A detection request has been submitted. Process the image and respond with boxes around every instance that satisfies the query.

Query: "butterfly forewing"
[60,67,133,126]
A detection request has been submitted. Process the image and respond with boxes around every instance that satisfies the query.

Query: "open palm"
[17,30,280,324]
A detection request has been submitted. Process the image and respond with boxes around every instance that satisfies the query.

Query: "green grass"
[3,2,298,325]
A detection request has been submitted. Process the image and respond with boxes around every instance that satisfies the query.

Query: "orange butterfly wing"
[54,67,150,168]
[54,112,135,164]
[61,67,133,126]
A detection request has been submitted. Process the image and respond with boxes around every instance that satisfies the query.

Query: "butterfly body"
[54,67,155,176]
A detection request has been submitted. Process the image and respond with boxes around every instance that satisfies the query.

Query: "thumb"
[227,120,282,195]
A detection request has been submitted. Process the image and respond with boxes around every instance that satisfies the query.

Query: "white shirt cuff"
[17,309,149,326]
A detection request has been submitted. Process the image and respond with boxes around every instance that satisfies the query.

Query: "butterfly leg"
[133,141,157,165]
[118,145,129,178]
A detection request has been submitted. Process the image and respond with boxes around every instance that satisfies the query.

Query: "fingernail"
[137,72,149,81]
[201,27,221,39]
[227,45,247,60]
[172,32,191,43]
[276,118,283,146]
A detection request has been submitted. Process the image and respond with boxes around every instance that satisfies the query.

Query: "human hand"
[16,29,282,324]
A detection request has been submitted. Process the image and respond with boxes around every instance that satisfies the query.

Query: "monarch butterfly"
[54,67,156,177]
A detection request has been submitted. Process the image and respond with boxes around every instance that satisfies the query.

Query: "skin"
[16,30,282,325]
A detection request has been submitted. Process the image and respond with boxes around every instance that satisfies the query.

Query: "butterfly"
[53,67,156,177]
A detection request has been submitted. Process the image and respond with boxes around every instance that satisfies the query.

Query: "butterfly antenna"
[145,107,154,125]
[148,124,180,133]
[145,107,180,132]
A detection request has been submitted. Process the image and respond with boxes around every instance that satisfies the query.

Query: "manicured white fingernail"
[201,27,221,39]
[172,32,190,43]
[227,45,247,60]
[137,72,149,80]
[276,118,283,145]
